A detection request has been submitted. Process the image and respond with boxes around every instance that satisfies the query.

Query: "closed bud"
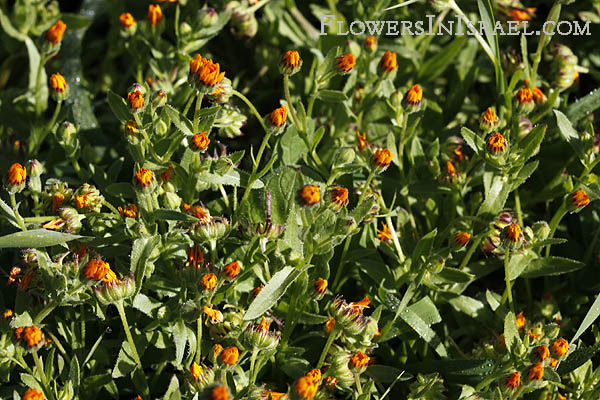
[480,107,499,133]
[364,35,377,54]
[379,51,398,80]
[59,207,84,234]
[94,275,135,305]
[279,50,303,76]
[532,221,550,240]
[152,90,167,108]
[227,3,258,38]
[199,7,218,26]
[550,43,578,90]
[514,87,535,115]
[119,12,137,37]
[215,105,246,138]
[179,22,192,37]
[402,84,423,113]
[333,147,355,167]
[74,183,104,213]
[190,217,231,243]
[265,105,288,135]
[207,77,233,104]
[429,0,454,12]
[27,159,43,179]
[50,73,69,102]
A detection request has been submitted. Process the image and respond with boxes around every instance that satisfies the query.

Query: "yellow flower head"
[552,338,569,357]
[306,368,321,384]
[537,345,550,361]
[482,107,497,125]
[487,132,506,154]
[125,120,139,135]
[404,84,423,108]
[190,54,205,75]
[506,371,521,389]
[377,222,392,242]
[505,223,522,243]
[335,53,356,73]
[314,278,328,295]
[148,4,163,26]
[528,362,544,380]
[3,309,13,320]
[201,273,218,291]
[135,168,154,187]
[22,388,44,400]
[351,351,370,369]
[224,261,240,279]
[220,346,239,365]
[269,106,288,128]
[330,187,349,208]
[7,163,26,185]
[454,232,470,248]
[572,189,590,208]
[294,376,318,399]
[197,59,226,87]
[516,87,533,104]
[379,51,398,73]
[128,90,145,110]
[258,316,271,332]
[50,73,67,93]
[325,376,338,387]
[118,204,138,219]
[74,194,89,209]
[119,12,136,28]
[23,326,43,348]
[192,132,210,151]
[280,50,303,75]
[46,20,66,44]
[372,148,393,167]
[299,184,320,206]
[191,362,203,382]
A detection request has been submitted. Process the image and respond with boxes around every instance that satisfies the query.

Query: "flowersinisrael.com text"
[318,14,591,37]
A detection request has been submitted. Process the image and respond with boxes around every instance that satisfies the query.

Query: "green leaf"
[517,124,546,162]
[130,236,161,297]
[198,168,264,188]
[244,266,303,320]
[418,36,466,81]
[571,293,600,343]
[478,173,509,216]
[460,127,485,155]
[557,342,600,375]
[69,356,80,396]
[107,90,132,124]
[412,229,437,270]
[521,256,585,278]
[554,110,587,165]
[197,105,221,132]
[153,209,199,222]
[164,375,181,400]
[165,105,193,136]
[566,89,600,123]
[311,127,326,151]
[504,312,522,353]
[0,229,84,249]
[173,320,187,366]
[399,307,447,357]
[316,89,347,103]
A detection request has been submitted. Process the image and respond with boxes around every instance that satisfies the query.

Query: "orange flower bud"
[23,326,43,348]
[50,73,67,93]
[329,187,348,208]
[377,222,392,242]
[453,232,471,248]
[487,132,507,154]
[372,148,393,167]
[220,346,239,365]
[119,12,136,28]
[148,4,163,26]
[314,278,328,295]
[22,388,44,400]
[192,132,210,151]
[294,376,318,399]
[299,184,320,206]
[128,90,145,110]
[379,51,397,73]
[528,362,544,380]
[201,273,218,291]
[506,371,521,389]
[7,163,27,185]
[572,189,590,208]
[306,368,321,384]
[552,338,569,357]
[335,53,356,73]
[351,351,370,369]
[269,106,288,128]
[118,204,138,219]
[537,345,550,361]
[223,261,240,279]
[46,20,66,44]
[135,168,154,187]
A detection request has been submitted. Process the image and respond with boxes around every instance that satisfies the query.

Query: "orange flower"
[325,376,338,387]
[197,59,225,87]
[258,316,271,332]
[2,309,13,319]
[379,51,397,73]
[159,165,174,181]
[119,12,136,28]
[330,187,348,208]
[404,84,423,106]
[487,132,506,154]
[300,185,321,206]
[147,4,163,26]
[22,388,44,400]
[306,368,321,384]
[350,296,370,313]
[201,273,218,291]
[203,305,223,324]
[506,371,521,389]
[269,106,288,128]
[74,194,89,209]
[364,35,377,52]
[135,168,154,187]
[253,284,264,297]
[294,376,318,399]
[188,245,204,268]
[190,54,205,75]
[213,343,223,357]
[454,232,470,248]
[377,222,392,242]
[261,390,285,400]
[509,7,535,22]
[552,338,569,357]
[572,190,590,208]
[52,193,65,213]
[532,86,546,104]
[183,203,211,222]
[314,278,328,295]
[192,132,210,151]
[128,90,144,110]
[325,316,335,333]
[46,20,66,44]
[528,362,544,380]
[506,224,522,243]
[372,148,393,167]
[118,204,138,219]
[357,132,368,150]
[550,358,558,368]
[537,345,550,361]
[482,107,497,125]
[84,259,112,281]
[351,351,370,369]
[7,163,26,185]
[516,312,526,330]
[210,386,229,400]
[224,261,240,279]
[125,120,138,135]
[191,362,203,381]
[50,73,67,93]
[335,53,356,73]
[15,327,24,340]
[280,50,302,74]
[516,87,533,104]
[557,393,566,400]
[220,346,239,365]
[446,160,456,176]
[23,326,43,348]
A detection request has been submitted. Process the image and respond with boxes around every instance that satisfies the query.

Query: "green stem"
[332,235,352,292]
[195,315,203,363]
[280,285,299,348]
[354,371,363,394]
[459,234,484,269]
[358,170,376,205]
[283,74,302,132]
[237,130,273,215]
[34,54,46,116]
[530,2,561,85]
[398,112,408,176]
[583,222,600,265]
[46,101,61,135]
[193,92,204,133]
[504,247,515,315]
[316,326,338,369]
[10,192,27,231]
[32,351,47,386]
[514,189,524,228]
[450,3,495,64]
[34,301,57,325]
[102,200,122,217]
[545,200,568,257]
[116,301,143,370]
[248,347,259,390]
[182,92,195,117]
[232,90,270,135]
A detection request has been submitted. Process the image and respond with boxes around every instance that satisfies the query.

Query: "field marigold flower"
[377,222,392,242]
[372,148,393,168]
[22,388,44,400]
[23,326,43,348]
[203,305,224,324]
[148,4,163,26]
[213,343,223,357]
[220,346,239,365]
[125,120,138,135]
[46,20,66,45]
[505,223,522,243]
[315,278,328,295]
[357,132,369,150]
[552,338,569,357]
[509,7,535,22]
[191,362,203,381]
[364,35,377,53]
[190,54,205,75]
[572,189,590,209]
[453,232,470,248]
[118,204,138,219]
[198,59,226,88]
[537,345,550,361]
[119,12,136,28]
[50,73,67,93]
[135,168,154,187]
[300,185,320,206]
[325,316,335,333]
[15,327,24,340]
[280,50,303,75]
[532,86,547,104]
[294,376,318,399]
[487,132,507,155]
[201,273,218,291]
[325,376,338,387]
[329,187,349,209]
[7,162,27,186]
[192,132,210,151]
[306,368,321,384]
[223,261,240,279]
[351,351,370,370]
[480,107,499,132]
[209,385,229,400]
[506,371,521,389]
[84,259,113,282]
[3,309,13,319]
[188,245,204,268]
[269,106,288,128]
[379,51,398,76]
[253,284,264,297]
[350,296,370,313]
[516,312,526,329]
[128,90,145,111]
[515,87,535,114]
[335,53,356,74]
[528,362,544,380]
[403,84,423,113]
